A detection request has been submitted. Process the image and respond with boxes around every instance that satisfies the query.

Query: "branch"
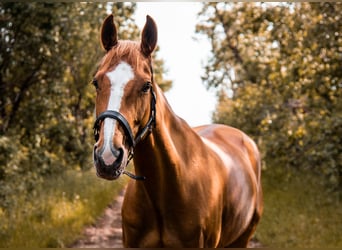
[2,61,43,133]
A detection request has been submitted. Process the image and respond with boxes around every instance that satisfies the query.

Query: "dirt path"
[71,188,262,248]
[70,189,125,248]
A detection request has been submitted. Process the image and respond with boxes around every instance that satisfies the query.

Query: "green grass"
[0,169,127,247]
[255,167,342,248]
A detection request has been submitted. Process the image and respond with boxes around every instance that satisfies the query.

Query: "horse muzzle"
[93,145,127,180]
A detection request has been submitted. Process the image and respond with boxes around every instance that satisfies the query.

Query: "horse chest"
[123,193,225,247]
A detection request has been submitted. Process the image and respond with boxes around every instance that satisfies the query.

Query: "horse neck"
[133,86,199,190]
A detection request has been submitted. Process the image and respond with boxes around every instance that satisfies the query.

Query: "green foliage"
[0,3,172,210]
[196,2,342,190]
[0,169,127,247]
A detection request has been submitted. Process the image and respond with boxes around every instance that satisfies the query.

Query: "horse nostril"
[112,147,123,158]
[113,147,124,166]
[93,146,100,164]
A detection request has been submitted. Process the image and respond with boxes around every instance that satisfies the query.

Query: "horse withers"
[92,14,263,247]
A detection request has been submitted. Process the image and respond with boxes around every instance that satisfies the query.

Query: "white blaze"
[101,62,134,165]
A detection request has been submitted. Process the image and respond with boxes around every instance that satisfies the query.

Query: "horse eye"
[142,82,151,93]
[92,79,99,89]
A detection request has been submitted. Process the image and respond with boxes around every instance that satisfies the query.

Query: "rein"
[93,87,156,181]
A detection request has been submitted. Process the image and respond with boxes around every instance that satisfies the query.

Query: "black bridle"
[93,87,156,180]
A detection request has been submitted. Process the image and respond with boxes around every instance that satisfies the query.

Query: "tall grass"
[255,167,342,248]
[0,169,127,247]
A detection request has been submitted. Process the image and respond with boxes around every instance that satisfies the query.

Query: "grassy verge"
[255,167,342,248]
[0,169,127,247]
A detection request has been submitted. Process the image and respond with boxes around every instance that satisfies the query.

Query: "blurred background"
[0,2,341,247]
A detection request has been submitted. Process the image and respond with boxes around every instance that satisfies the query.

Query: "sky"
[134,2,217,127]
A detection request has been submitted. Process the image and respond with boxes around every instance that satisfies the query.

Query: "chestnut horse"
[92,14,263,247]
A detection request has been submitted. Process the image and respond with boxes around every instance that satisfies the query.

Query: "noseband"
[93,87,156,180]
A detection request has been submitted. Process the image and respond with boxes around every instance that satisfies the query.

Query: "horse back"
[194,123,261,182]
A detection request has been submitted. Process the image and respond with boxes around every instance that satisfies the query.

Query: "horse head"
[92,14,157,180]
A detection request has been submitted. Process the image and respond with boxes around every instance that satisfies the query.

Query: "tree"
[0,2,172,208]
[196,2,341,189]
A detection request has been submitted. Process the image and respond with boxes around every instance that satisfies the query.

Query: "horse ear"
[141,15,158,57]
[101,14,118,52]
